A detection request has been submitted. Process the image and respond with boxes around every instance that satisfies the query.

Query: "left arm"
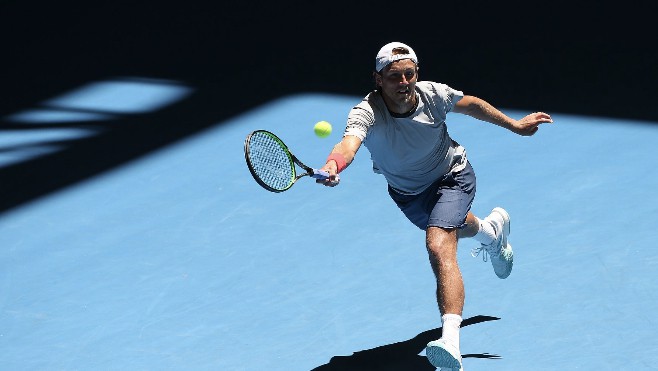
[453,95,553,136]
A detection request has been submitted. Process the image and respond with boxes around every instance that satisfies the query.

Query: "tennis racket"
[244,130,329,193]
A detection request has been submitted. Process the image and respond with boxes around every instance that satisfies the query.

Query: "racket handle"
[311,169,330,180]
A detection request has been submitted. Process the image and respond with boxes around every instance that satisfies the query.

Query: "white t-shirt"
[344,81,467,195]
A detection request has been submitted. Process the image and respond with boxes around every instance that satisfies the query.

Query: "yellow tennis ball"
[314,121,332,138]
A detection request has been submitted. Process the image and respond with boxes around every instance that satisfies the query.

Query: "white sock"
[441,313,462,349]
[473,216,496,245]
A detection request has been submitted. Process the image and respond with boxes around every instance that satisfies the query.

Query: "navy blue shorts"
[388,161,476,231]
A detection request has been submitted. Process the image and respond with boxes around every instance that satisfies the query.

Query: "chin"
[400,94,414,105]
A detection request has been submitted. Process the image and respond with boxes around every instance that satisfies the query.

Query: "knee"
[426,227,458,260]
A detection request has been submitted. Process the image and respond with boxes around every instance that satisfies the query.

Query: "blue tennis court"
[1,92,657,370]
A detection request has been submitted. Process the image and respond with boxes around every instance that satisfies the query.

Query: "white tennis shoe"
[426,339,463,370]
[472,207,513,279]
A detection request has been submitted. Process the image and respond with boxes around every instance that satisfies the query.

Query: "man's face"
[375,59,418,112]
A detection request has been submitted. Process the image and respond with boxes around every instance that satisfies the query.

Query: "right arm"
[317,135,362,187]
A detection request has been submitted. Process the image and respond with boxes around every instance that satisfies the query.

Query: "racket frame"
[244,130,328,193]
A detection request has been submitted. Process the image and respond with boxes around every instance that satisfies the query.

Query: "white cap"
[375,42,418,72]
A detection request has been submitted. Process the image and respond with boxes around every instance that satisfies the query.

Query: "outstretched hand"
[316,163,341,187]
[510,112,553,136]
[316,173,340,187]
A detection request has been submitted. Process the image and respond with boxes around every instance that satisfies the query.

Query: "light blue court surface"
[1,93,657,370]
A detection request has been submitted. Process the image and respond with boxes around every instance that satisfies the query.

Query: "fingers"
[516,112,553,136]
[532,112,553,124]
[316,174,340,187]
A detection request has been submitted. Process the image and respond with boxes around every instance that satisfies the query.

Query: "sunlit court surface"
[1,92,657,370]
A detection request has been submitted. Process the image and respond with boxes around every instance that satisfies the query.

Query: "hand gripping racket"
[244,130,329,193]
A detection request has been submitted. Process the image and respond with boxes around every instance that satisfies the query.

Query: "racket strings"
[247,132,295,190]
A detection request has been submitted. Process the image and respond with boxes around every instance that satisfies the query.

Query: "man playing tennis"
[317,41,552,370]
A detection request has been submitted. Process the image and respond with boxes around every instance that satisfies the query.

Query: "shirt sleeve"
[343,102,375,141]
[444,85,464,113]
[423,81,464,115]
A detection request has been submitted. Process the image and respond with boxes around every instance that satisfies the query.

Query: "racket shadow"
[310,315,501,371]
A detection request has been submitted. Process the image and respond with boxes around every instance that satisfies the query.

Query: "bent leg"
[457,211,479,239]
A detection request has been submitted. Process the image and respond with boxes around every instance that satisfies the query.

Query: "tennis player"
[317,41,552,370]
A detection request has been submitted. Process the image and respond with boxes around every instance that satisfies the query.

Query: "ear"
[373,71,382,86]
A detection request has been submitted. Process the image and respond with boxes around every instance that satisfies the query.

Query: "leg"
[388,164,476,370]
[426,226,464,315]
[425,225,465,369]
[457,211,479,239]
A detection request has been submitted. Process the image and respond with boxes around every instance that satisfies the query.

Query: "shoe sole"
[426,341,462,369]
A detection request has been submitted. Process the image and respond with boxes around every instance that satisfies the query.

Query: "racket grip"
[311,169,330,180]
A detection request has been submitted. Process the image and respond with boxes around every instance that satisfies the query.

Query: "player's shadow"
[310,315,501,371]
